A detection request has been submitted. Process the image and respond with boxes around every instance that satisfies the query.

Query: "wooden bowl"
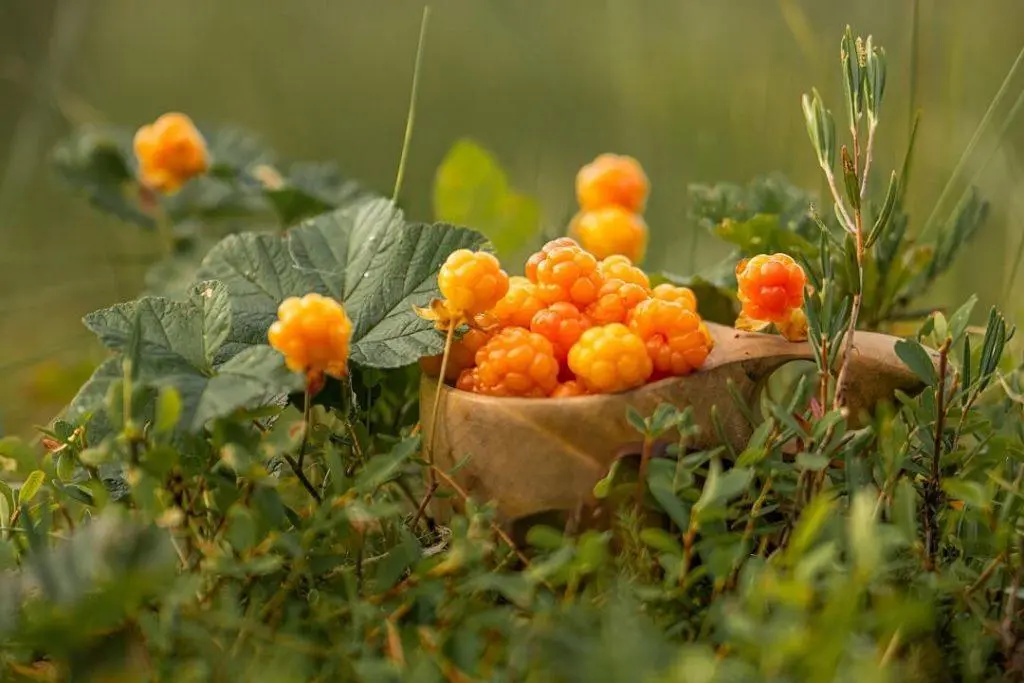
[420,322,926,528]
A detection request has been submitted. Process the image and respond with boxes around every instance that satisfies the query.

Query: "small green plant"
[0,23,1020,683]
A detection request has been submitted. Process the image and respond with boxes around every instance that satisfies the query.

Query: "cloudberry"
[525,237,581,283]
[530,301,591,361]
[628,299,712,378]
[652,283,697,312]
[133,112,210,194]
[568,323,652,394]
[438,249,509,316]
[551,380,588,398]
[473,327,560,397]
[598,255,650,289]
[735,253,806,324]
[576,153,649,213]
[586,278,650,325]
[456,368,477,392]
[570,207,648,263]
[420,328,491,382]
[491,276,545,329]
[528,243,604,307]
[268,293,352,379]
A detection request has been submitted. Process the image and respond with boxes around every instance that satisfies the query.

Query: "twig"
[410,482,439,530]
[820,164,857,234]
[297,386,313,469]
[425,322,456,491]
[966,552,1005,597]
[431,464,530,567]
[923,339,951,570]
[284,454,322,504]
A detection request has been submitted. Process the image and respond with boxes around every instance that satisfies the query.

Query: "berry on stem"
[575,153,649,213]
[473,327,560,397]
[568,323,652,394]
[133,112,210,194]
[438,249,509,316]
[268,293,352,380]
[570,206,648,263]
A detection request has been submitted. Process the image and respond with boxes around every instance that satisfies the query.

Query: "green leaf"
[647,469,690,530]
[0,481,13,523]
[895,339,938,386]
[639,528,683,555]
[849,488,880,578]
[260,161,370,226]
[194,280,232,367]
[942,479,991,510]
[654,271,737,325]
[190,346,303,430]
[713,214,818,259]
[154,387,182,435]
[287,198,489,367]
[433,139,540,259]
[18,470,46,506]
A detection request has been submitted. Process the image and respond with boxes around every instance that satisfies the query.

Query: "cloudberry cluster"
[570,154,649,263]
[423,234,715,398]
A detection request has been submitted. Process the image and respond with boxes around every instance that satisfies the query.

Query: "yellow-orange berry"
[530,301,591,361]
[133,112,210,194]
[628,299,712,379]
[419,328,491,382]
[735,253,806,324]
[268,293,352,379]
[551,380,589,398]
[525,237,581,283]
[473,327,560,397]
[438,249,509,316]
[528,243,604,307]
[491,276,546,329]
[652,283,697,312]
[576,153,649,213]
[585,278,650,325]
[456,368,478,392]
[598,255,651,289]
[570,207,648,263]
[568,323,652,394]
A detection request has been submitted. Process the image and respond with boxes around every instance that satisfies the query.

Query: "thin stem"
[821,164,857,233]
[425,322,456,491]
[297,386,313,469]
[391,6,431,203]
[284,454,322,504]
[635,435,653,508]
[832,228,864,410]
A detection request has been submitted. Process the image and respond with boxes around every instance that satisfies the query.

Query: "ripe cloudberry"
[473,327,560,397]
[456,368,478,392]
[735,253,806,324]
[524,237,580,282]
[628,299,712,378]
[491,276,546,329]
[530,301,591,361]
[268,293,352,379]
[133,112,210,194]
[568,323,652,394]
[438,249,510,316]
[652,283,697,312]
[586,278,650,325]
[570,206,648,263]
[528,242,604,307]
[598,255,650,289]
[576,153,649,213]
[551,380,588,398]
[420,328,491,381]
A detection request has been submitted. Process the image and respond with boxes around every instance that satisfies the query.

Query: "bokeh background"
[1,0,1023,433]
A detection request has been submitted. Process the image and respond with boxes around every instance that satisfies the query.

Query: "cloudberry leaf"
[261,161,371,226]
[190,346,302,430]
[287,198,489,367]
[714,214,818,260]
[433,139,540,260]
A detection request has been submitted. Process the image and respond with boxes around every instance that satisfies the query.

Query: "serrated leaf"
[287,198,489,367]
[193,280,232,366]
[433,139,540,259]
[190,346,302,430]
[895,339,937,386]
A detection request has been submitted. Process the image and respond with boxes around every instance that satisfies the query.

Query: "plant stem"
[425,322,456,492]
[832,218,864,410]
[297,385,313,469]
[391,6,431,203]
[284,454,322,504]
[923,338,951,570]
[821,164,857,234]
[635,435,653,508]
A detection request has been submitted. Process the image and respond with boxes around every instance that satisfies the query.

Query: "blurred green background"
[1,0,1023,433]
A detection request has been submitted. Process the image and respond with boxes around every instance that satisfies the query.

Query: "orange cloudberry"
[585,278,650,325]
[472,327,560,397]
[628,299,713,379]
[268,293,352,380]
[525,237,580,283]
[133,112,210,194]
[652,283,697,312]
[575,153,649,214]
[528,242,604,307]
[598,255,651,289]
[438,249,509,317]
[570,206,648,263]
[491,276,546,329]
[420,328,491,382]
[456,368,478,392]
[735,253,806,324]
[530,301,591,361]
[568,323,652,394]
[551,380,589,398]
